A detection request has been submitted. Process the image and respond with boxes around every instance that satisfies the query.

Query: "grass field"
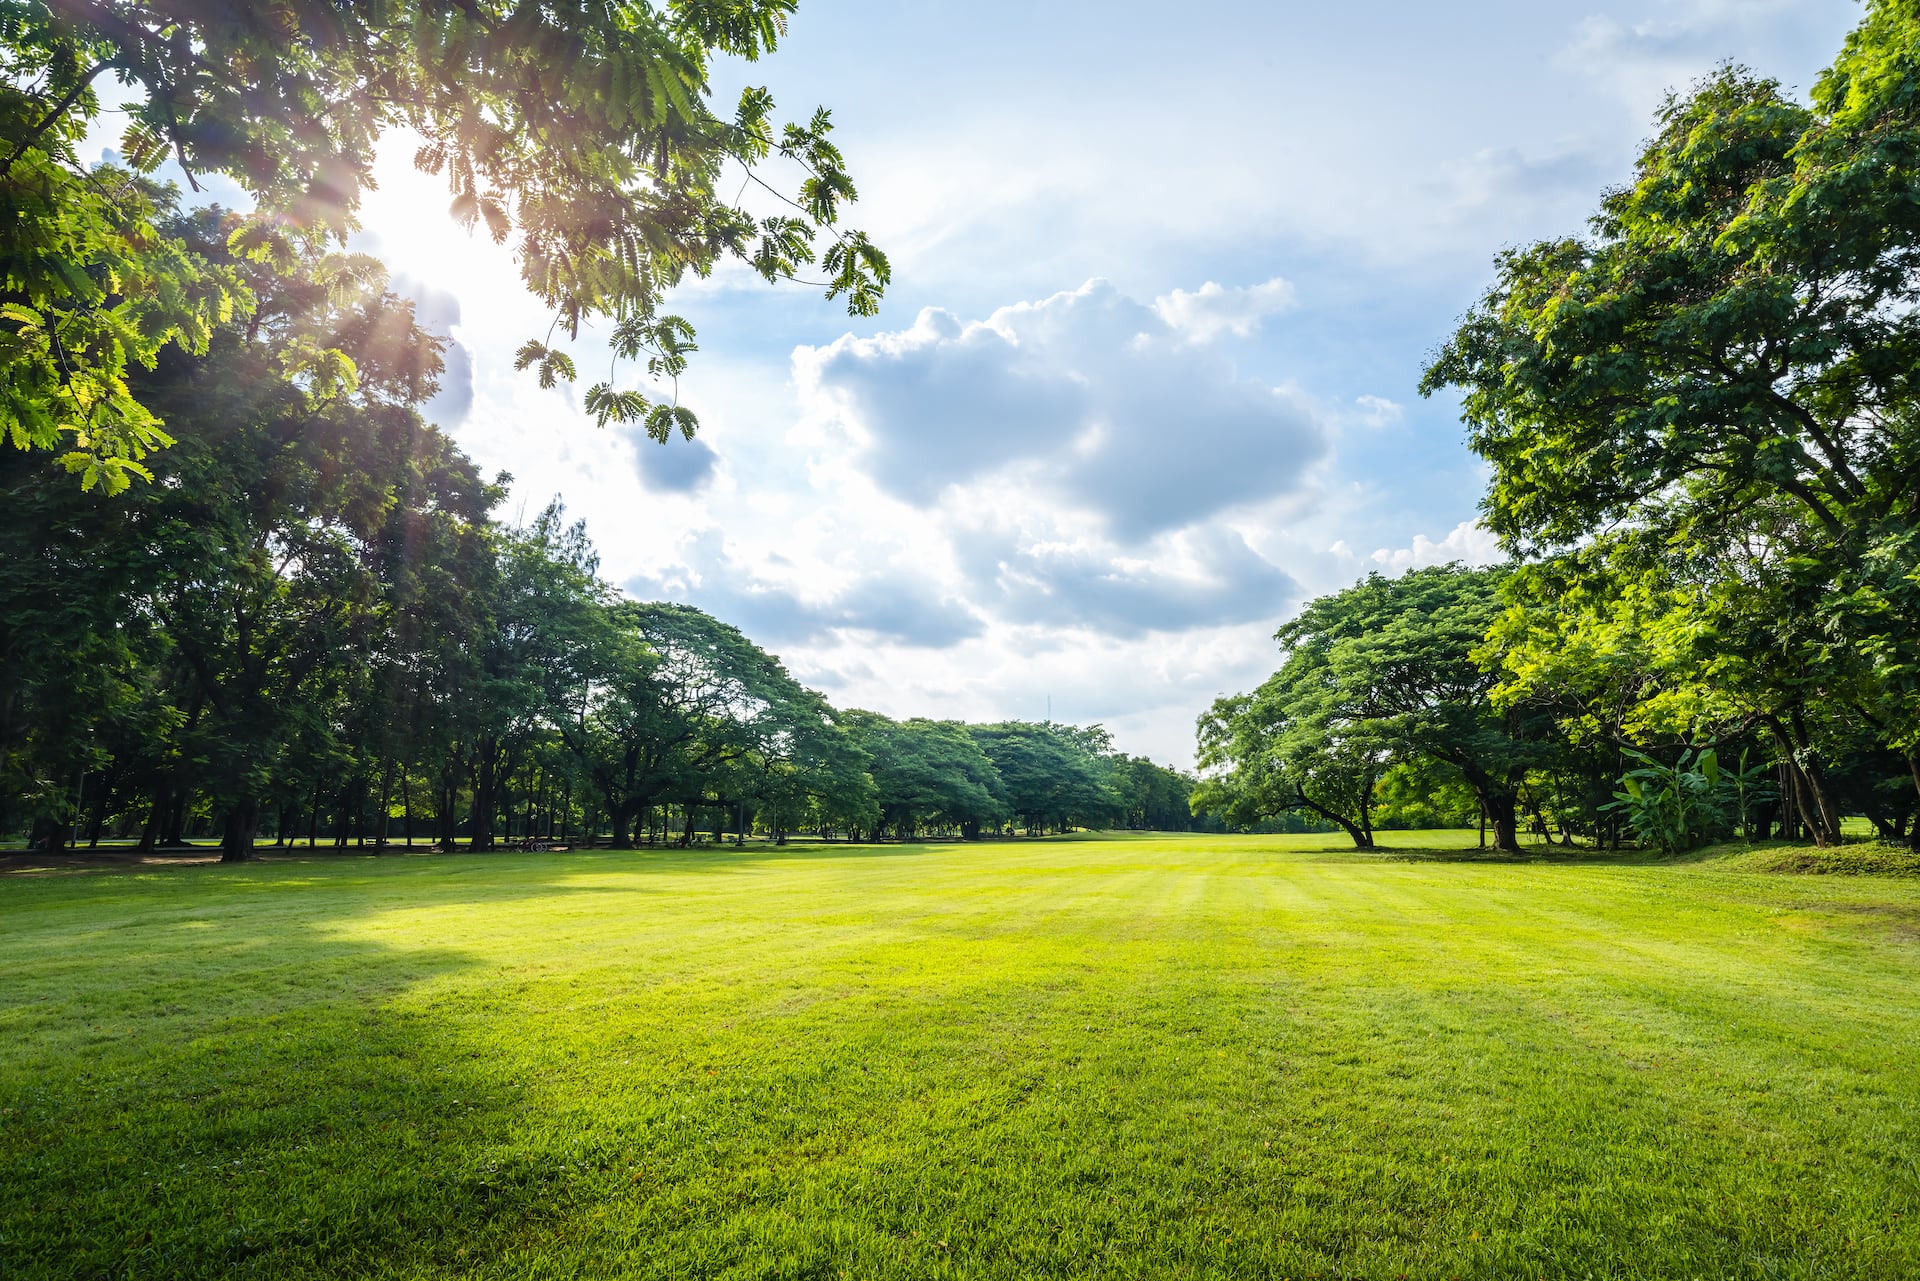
[4,832,1920,1280]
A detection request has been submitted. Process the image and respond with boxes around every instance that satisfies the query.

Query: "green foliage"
[2,0,887,483]
[1422,6,1920,846]
[1370,758,1478,830]
[1198,564,1550,851]
[840,711,1004,839]
[968,721,1121,835]
[1107,754,1199,831]
[1604,745,1725,855]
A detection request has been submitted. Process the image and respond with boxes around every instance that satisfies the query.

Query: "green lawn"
[4,833,1919,1279]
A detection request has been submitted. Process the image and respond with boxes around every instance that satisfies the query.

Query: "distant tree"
[572,602,850,847]
[969,722,1119,835]
[456,507,613,850]
[1193,679,1386,851]
[841,712,1006,840]
[1109,755,1197,831]
[1198,566,1546,852]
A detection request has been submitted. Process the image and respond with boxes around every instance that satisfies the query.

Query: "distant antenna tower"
[1046,694,1051,722]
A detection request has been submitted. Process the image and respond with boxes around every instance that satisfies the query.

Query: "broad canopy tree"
[968,722,1119,836]
[65,201,490,861]
[840,711,1006,841]
[1421,5,1920,842]
[1197,566,1544,852]
[572,601,865,847]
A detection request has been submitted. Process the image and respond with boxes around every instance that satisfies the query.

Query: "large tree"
[1200,566,1544,852]
[0,195,495,859]
[3,0,887,487]
[1194,681,1386,851]
[969,722,1119,836]
[1422,13,1920,824]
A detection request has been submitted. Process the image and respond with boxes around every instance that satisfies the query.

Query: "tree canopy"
[1417,4,1920,847]
[1204,2,1920,856]
[2,0,887,488]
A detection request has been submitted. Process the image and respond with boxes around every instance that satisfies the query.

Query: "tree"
[1421,21,1920,827]
[456,506,613,851]
[968,722,1118,835]
[1193,675,1387,851]
[123,226,492,862]
[1109,755,1197,831]
[841,712,1006,840]
[1200,566,1543,852]
[4,0,888,485]
[573,602,851,847]
[0,194,497,858]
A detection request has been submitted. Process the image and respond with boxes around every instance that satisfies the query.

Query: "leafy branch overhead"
[2,0,890,486]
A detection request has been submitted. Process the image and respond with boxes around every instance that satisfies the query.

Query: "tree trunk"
[1485,791,1520,853]
[609,801,636,849]
[137,777,169,854]
[84,767,113,848]
[220,799,259,863]
[161,781,189,847]
[470,745,497,850]
[1788,755,1842,847]
[1293,786,1372,850]
[1909,755,1920,852]
[332,779,351,848]
[374,759,394,849]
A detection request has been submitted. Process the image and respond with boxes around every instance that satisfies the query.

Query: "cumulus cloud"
[626,530,983,649]
[953,521,1299,638]
[1440,143,1611,220]
[626,432,719,494]
[1346,519,1504,573]
[1152,277,1296,342]
[795,279,1328,540]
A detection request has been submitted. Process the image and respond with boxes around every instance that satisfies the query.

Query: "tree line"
[0,197,1197,859]
[1198,6,1920,855]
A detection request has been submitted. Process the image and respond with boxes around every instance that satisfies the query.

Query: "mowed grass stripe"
[3,833,1919,1278]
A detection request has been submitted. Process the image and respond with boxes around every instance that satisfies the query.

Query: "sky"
[147,0,1869,767]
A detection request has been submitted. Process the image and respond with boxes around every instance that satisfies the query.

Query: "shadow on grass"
[0,885,564,1280]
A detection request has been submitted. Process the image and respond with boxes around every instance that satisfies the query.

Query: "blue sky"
[324,0,1861,764]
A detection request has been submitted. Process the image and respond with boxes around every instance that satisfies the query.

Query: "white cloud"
[1152,277,1297,343]
[1363,520,1504,573]
[795,278,1329,540]
[626,529,984,648]
[947,517,1299,638]
[623,430,720,494]
[1352,394,1403,428]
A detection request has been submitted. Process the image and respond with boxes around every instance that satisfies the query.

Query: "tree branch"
[0,59,115,179]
